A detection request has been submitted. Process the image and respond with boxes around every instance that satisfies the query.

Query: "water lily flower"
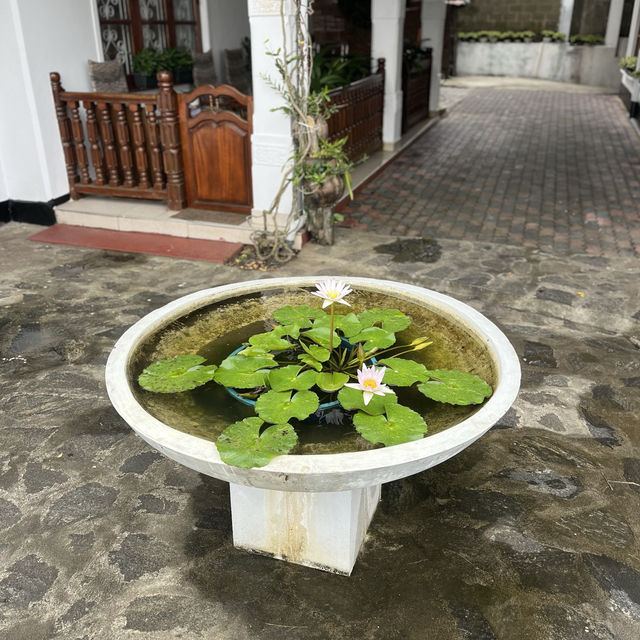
[344,364,395,405]
[311,278,353,308]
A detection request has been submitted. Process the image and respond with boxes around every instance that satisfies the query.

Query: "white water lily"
[310,278,353,308]
[344,364,395,405]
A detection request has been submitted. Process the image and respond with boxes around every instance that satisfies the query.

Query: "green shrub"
[553,32,566,42]
[570,34,604,45]
[132,48,159,75]
[620,56,638,72]
[157,47,193,71]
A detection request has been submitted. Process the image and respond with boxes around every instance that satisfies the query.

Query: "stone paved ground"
[1,222,639,639]
[340,86,640,257]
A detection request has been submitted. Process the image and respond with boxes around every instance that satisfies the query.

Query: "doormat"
[28,224,244,264]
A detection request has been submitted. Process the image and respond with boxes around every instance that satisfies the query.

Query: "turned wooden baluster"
[49,72,78,198]
[68,100,90,184]
[144,104,164,190]
[83,100,106,186]
[113,103,134,188]
[128,104,150,189]
[97,101,120,186]
[157,71,186,210]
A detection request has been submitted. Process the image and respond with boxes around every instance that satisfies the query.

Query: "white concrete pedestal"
[230,483,381,575]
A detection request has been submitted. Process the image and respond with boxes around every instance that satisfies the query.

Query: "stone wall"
[457,0,562,33]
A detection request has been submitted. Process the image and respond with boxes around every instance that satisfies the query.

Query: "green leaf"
[273,305,326,328]
[349,326,396,350]
[378,357,429,386]
[313,312,362,338]
[268,365,317,391]
[358,309,411,332]
[248,329,292,351]
[337,385,397,416]
[315,371,349,392]
[255,390,320,423]
[236,345,270,357]
[418,369,493,405]
[353,404,428,447]
[138,356,218,393]
[303,326,341,349]
[298,353,323,371]
[216,417,298,468]
[213,354,277,389]
[300,341,331,362]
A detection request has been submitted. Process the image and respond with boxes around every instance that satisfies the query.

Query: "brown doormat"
[29,224,244,263]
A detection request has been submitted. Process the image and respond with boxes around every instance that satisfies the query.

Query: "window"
[97,0,202,74]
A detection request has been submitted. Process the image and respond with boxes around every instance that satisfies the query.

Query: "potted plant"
[132,48,159,89]
[521,30,535,43]
[541,30,554,43]
[157,47,193,84]
[106,276,520,574]
[487,31,501,43]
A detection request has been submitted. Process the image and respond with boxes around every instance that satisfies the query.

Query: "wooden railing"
[327,59,385,163]
[50,70,186,210]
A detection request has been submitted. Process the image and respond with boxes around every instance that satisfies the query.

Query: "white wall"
[0,0,101,203]
[207,0,250,84]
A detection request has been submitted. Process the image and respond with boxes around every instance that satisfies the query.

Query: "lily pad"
[350,326,396,350]
[273,305,325,328]
[313,312,362,338]
[268,365,318,391]
[249,329,292,351]
[315,371,349,392]
[214,354,277,389]
[300,342,331,362]
[378,357,429,386]
[216,417,298,468]
[138,356,217,393]
[353,404,427,447]
[298,354,323,371]
[303,326,341,350]
[358,309,411,332]
[418,369,493,405]
[337,385,397,415]
[255,390,319,423]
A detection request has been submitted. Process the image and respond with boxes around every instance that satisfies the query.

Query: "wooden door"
[178,85,252,213]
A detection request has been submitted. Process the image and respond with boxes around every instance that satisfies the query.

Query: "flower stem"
[329,304,335,354]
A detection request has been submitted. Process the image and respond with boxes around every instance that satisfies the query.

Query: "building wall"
[0,0,101,203]
[207,0,250,84]
[457,0,563,33]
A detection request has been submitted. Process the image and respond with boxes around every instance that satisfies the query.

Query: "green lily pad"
[349,326,396,350]
[313,312,362,338]
[249,328,292,351]
[216,417,298,468]
[255,390,320,423]
[297,354,323,371]
[353,404,427,447]
[337,385,397,416]
[214,354,277,389]
[358,309,411,332]
[315,371,349,392]
[236,345,270,357]
[303,326,341,350]
[273,305,325,328]
[378,357,429,386]
[418,369,493,405]
[268,365,318,391]
[300,341,331,362]
[138,355,217,393]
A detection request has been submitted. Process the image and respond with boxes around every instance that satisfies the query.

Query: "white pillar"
[605,0,625,48]
[371,0,405,149]
[421,0,447,114]
[557,0,575,36]
[247,0,297,224]
[626,0,640,57]
[230,483,381,575]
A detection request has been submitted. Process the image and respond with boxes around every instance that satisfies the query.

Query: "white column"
[247,0,297,224]
[605,0,625,48]
[626,0,640,56]
[557,0,575,36]
[230,483,381,575]
[421,0,447,114]
[371,0,405,149]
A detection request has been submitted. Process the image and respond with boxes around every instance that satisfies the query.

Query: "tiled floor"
[340,85,640,257]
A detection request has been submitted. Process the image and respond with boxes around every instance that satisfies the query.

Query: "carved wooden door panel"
[178,85,252,213]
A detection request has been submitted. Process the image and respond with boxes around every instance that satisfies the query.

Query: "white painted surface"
[558,0,575,36]
[421,0,447,113]
[456,42,621,89]
[372,0,406,146]
[0,0,100,202]
[626,0,640,57]
[605,0,625,47]
[231,483,380,574]
[621,68,640,100]
[207,0,250,83]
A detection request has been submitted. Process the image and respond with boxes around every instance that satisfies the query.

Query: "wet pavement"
[341,82,640,258]
[1,220,639,639]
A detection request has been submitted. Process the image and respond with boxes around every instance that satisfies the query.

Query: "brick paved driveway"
[340,88,640,257]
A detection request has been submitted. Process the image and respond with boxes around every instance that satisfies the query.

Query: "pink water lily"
[344,364,395,405]
[311,278,353,308]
